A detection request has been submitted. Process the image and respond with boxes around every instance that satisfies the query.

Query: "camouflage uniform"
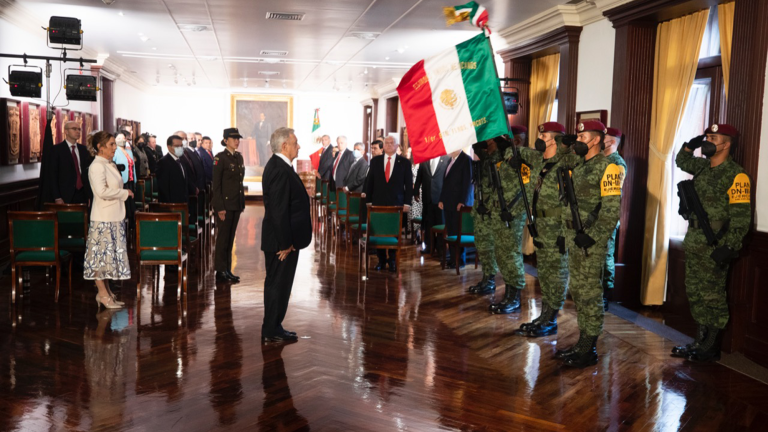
[562,152,623,336]
[603,151,627,290]
[676,148,751,329]
[472,163,499,277]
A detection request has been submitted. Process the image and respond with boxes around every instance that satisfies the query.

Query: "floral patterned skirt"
[84,221,131,280]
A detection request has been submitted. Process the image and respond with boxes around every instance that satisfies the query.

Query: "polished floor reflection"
[2,204,768,431]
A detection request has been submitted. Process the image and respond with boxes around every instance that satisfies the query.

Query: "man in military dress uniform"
[556,120,623,368]
[602,127,628,310]
[513,122,571,337]
[672,124,751,362]
[212,128,246,283]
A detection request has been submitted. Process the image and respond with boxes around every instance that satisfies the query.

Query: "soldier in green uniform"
[601,127,628,310]
[512,122,571,337]
[672,124,751,362]
[556,120,624,368]
[467,168,499,294]
[212,128,246,283]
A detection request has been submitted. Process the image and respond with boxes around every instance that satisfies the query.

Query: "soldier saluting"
[212,128,246,283]
[672,124,751,362]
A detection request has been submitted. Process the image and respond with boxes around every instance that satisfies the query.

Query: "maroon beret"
[537,122,566,134]
[606,127,622,138]
[577,120,607,134]
[510,125,528,135]
[705,123,739,138]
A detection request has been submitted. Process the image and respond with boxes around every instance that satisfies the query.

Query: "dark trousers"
[215,210,241,272]
[69,187,88,204]
[423,202,443,249]
[262,249,299,337]
[444,208,465,265]
[376,249,397,263]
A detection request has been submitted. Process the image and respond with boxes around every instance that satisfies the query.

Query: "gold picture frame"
[230,94,293,182]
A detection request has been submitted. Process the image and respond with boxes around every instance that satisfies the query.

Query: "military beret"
[510,125,528,135]
[606,127,622,138]
[538,122,566,134]
[705,123,739,138]
[577,120,607,134]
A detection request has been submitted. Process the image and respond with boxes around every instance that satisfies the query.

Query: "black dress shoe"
[226,271,240,281]
[374,261,386,271]
[388,261,397,273]
[420,247,430,254]
[282,329,297,337]
[262,333,298,343]
[216,271,231,282]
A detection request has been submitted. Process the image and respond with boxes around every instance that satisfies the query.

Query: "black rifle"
[500,135,538,238]
[677,179,718,245]
[471,159,490,218]
[558,167,588,256]
[488,158,513,226]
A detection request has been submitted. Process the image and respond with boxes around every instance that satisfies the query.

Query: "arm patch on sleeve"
[729,173,751,204]
[601,163,625,197]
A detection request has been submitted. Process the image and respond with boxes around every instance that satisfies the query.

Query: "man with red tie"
[197,135,215,186]
[51,121,93,204]
[363,135,413,272]
[330,135,355,190]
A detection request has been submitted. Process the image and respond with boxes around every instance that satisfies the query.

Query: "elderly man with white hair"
[330,135,355,189]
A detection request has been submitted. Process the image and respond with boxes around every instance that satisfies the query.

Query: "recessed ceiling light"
[265,12,305,21]
[179,24,211,32]
[152,47,157,50]
[258,71,280,76]
[349,32,380,40]
[364,68,368,74]
[140,36,149,42]
[385,57,390,60]
[118,11,124,16]
[396,47,406,53]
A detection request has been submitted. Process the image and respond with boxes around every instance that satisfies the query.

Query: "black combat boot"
[515,303,550,335]
[685,326,721,363]
[555,332,587,359]
[468,274,495,293]
[523,307,559,337]
[562,334,599,368]
[471,275,497,295]
[671,324,707,358]
[489,286,521,314]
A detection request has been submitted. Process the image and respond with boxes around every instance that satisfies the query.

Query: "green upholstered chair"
[8,211,72,303]
[335,188,348,239]
[312,177,322,219]
[326,188,338,226]
[442,206,477,274]
[195,190,211,249]
[44,203,89,255]
[135,212,187,295]
[134,180,148,212]
[319,180,330,220]
[150,175,159,202]
[148,202,200,263]
[142,176,154,205]
[410,215,423,245]
[346,192,363,247]
[359,206,403,278]
[188,193,206,249]
[431,224,445,255]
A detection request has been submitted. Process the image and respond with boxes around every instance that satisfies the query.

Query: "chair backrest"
[143,176,154,201]
[43,203,88,240]
[348,193,362,217]
[135,180,147,207]
[8,211,58,257]
[367,206,403,240]
[328,188,337,205]
[315,177,322,195]
[321,180,329,199]
[459,206,474,236]
[196,190,207,216]
[336,188,348,211]
[135,212,183,259]
[148,202,190,242]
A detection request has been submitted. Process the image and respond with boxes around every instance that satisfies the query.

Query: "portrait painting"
[84,113,93,142]
[0,99,22,165]
[231,94,293,179]
[26,103,41,163]
[59,109,69,143]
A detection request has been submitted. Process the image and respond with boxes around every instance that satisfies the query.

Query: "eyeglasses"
[68,128,81,131]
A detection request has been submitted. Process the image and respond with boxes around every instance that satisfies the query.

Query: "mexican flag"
[397,32,507,164]
[444,1,490,34]
[309,148,323,171]
[312,108,321,132]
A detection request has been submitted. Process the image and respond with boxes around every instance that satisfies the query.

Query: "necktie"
[385,156,391,182]
[71,145,83,189]
[445,157,456,177]
[333,153,341,177]
[177,158,185,178]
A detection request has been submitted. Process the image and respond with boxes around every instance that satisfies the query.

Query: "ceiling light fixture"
[178,24,211,32]
[364,68,368,74]
[103,0,118,5]
[265,79,270,88]
[349,32,380,40]
[117,11,124,16]
[265,12,305,21]
[139,36,149,42]
[385,57,390,60]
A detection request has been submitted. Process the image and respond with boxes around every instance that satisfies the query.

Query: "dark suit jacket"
[414,156,450,205]
[345,157,368,192]
[318,145,335,180]
[50,141,93,203]
[255,121,272,145]
[154,145,164,160]
[184,147,206,191]
[197,147,214,185]
[261,155,312,253]
[156,154,195,204]
[439,152,474,209]
[364,154,413,206]
[330,148,355,189]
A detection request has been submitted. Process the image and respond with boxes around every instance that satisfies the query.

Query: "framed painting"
[59,109,69,143]
[576,110,608,126]
[84,113,93,143]
[0,98,22,165]
[231,94,293,180]
[22,102,42,163]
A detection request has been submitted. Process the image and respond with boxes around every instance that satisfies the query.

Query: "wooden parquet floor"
[1,204,768,431]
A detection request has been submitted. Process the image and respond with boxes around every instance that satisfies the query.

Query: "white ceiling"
[14,0,569,92]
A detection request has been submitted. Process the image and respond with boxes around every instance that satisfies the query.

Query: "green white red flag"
[444,1,490,35]
[312,108,320,132]
[396,32,507,164]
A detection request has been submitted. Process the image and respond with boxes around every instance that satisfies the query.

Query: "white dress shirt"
[170,151,185,178]
[430,158,439,176]
[275,152,293,167]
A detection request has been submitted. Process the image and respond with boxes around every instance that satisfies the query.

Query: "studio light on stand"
[46,16,83,50]
[501,88,519,115]
[64,69,99,101]
[6,64,43,98]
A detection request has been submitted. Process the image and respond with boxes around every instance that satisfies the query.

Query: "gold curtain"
[718,2,735,98]
[640,10,709,305]
[523,53,559,254]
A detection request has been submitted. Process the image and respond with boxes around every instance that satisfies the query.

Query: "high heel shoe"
[106,283,125,306]
[96,294,122,309]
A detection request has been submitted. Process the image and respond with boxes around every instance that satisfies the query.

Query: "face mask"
[189,140,197,148]
[182,139,188,147]
[534,138,547,152]
[353,149,362,159]
[573,140,590,156]
[116,138,126,148]
[701,141,722,158]
[174,147,184,158]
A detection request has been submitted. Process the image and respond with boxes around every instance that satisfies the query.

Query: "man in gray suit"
[344,142,368,193]
[254,112,273,167]
[330,135,355,189]
[414,155,451,253]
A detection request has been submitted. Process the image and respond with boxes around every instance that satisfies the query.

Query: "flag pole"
[482,27,537,237]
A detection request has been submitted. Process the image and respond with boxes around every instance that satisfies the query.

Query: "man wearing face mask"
[512,122,572,337]
[175,130,206,194]
[344,142,368,193]
[113,130,137,220]
[156,135,197,204]
[556,120,623,368]
[672,124,751,363]
[601,128,627,310]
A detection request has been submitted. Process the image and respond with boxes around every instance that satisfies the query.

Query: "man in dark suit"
[439,149,474,268]
[254,113,273,167]
[51,121,93,204]
[344,142,369,193]
[150,135,163,160]
[317,135,335,181]
[197,136,215,185]
[156,135,196,204]
[363,135,413,272]
[261,127,312,343]
[414,155,451,253]
[330,136,355,190]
